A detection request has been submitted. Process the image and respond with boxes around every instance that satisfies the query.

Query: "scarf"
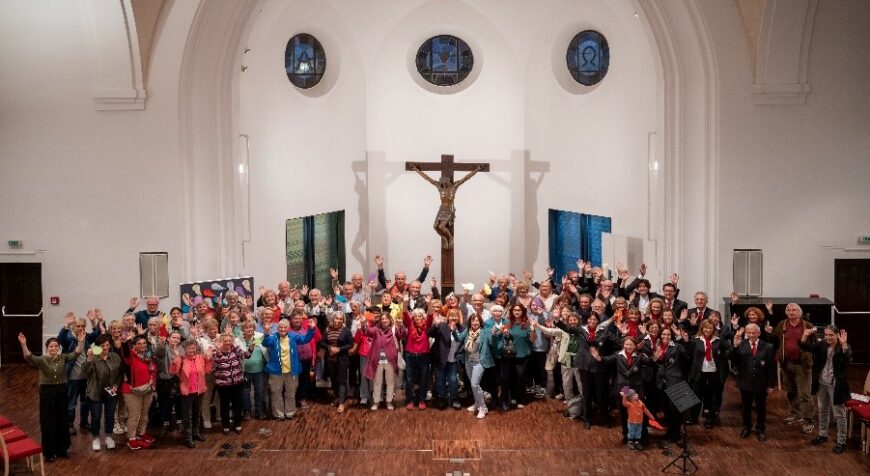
[625,352,633,367]
[465,328,481,352]
[627,320,639,337]
[704,335,713,361]
[587,325,596,342]
[657,342,669,360]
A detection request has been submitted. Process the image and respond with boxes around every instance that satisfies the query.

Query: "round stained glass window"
[566,30,609,86]
[415,35,474,87]
[285,34,326,89]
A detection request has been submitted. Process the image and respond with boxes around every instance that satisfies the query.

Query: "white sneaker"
[203,420,212,429]
[476,407,488,419]
[387,403,394,410]
[517,404,525,409]
[467,405,477,413]
[92,438,101,451]
[425,391,433,401]
[370,404,378,411]
[483,392,492,400]
[104,437,116,450]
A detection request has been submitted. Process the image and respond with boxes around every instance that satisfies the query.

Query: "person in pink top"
[171,339,212,448]
[353,310,374,406]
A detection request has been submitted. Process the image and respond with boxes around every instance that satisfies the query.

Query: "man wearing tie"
[730,323,776,441]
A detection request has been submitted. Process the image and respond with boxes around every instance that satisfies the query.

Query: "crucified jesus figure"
[410,163,484,250]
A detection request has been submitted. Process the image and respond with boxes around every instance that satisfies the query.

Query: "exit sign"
[860,236,870,245]
[8,240,22,248]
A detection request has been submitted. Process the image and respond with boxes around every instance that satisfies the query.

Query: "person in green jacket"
[456,314,501,419]
[82,335,123,451]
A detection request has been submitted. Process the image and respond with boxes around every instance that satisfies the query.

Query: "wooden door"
[834,259,870,363]
[0,263,43,362]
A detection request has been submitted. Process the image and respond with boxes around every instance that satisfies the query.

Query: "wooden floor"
[1,364,868,476]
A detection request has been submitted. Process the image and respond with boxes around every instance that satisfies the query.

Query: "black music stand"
[661,381,701,474]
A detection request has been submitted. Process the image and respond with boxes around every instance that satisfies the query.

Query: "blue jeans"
[67,379,89,425]
[627,422,642,440]
[243,371,265,415]
[89,395,117,437]
[404,352,430,404]
[466,361,486,410]
[434,361,458,402]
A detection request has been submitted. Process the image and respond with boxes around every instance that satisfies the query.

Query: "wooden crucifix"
[406,154,490,296]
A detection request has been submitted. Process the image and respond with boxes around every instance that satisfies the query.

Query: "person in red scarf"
[591,335,649,444]
[652,327,689,443]
[687,319,730,428]
[638,321,662,417]
[617,307,644,339]
[645,298,665,323]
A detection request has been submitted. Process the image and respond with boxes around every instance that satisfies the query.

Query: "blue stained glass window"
[285,34,326,89]
[566,30,609,86]
[415,35,473,87]
[548,209,612,283]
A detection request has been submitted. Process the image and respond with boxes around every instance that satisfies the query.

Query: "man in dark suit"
[730,323,777,441]
[662,283,687,317]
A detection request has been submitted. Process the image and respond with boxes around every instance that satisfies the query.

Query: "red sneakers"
[139,433,156,444]
[418,402,426,410]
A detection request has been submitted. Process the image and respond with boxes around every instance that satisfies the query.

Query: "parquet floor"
[1,364,868,475]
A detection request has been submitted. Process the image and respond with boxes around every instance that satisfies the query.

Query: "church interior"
[0,0,869,475]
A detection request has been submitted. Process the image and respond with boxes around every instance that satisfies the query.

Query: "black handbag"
[502,333,516,358]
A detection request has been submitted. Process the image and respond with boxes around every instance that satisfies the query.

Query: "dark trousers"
[404,352,430,404]
[530,351,547,388]
[40,384,71,457]
[296,359,314,401]
[580,370,609,423]
[434,361,459,401]
[216,384,244,429]
[498,356,528,406]
[89,394,117,437]
[325,358,349,403]
[180,393,202,436]
[660,387,682,442]
[549,362,563,396]
[348,354,360,395]
[243,371,265,415]
[693,372,723,419]
[740,390,768,431]
[157,377,181,426]
[67,378,89,426]
[483,363,499,398]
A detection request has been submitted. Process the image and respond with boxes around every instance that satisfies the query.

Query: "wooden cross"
[405,154,490,296]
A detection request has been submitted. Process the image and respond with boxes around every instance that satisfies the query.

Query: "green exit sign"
[8,240,22,248]
[861,236,870,245]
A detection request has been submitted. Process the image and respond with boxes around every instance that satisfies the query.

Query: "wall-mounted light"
[653,160,659,171]
[238,163,245,175]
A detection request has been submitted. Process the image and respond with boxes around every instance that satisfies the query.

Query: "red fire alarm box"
[50,296,60,305]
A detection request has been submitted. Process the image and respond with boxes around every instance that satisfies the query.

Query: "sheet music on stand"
[664,381,701,413]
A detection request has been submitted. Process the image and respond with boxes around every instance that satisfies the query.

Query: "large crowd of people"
[18,255,861,463]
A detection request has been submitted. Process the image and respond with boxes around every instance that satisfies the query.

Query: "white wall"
[238,0,658,287]
[705,0,870,301]
[0,0,198,337]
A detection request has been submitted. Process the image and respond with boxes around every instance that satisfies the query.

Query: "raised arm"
[410,164,439,187]
[453,164,484,189]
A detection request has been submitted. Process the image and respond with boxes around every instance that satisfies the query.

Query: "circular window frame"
[566,30,609,87]
[408,33,481,94]
[285,33,327,90]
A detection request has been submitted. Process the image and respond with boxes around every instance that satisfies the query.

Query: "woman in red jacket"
[123,334,158,450]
